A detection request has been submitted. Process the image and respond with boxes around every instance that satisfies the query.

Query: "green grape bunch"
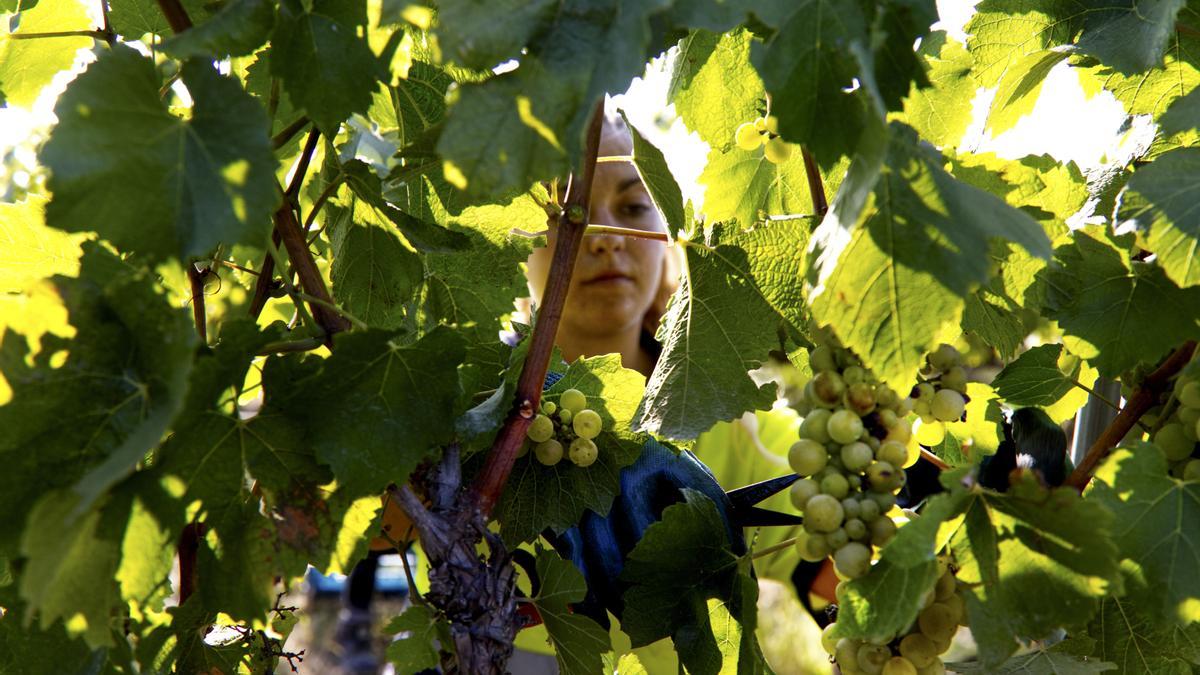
[1144,364,1200,480]
[522,388,604,468]
[787,338,920,580]
[823,556,967,675]
[907,344,969,448]
[733,114,795,164]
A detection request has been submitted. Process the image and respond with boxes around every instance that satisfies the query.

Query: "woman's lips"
[583,271,634,285]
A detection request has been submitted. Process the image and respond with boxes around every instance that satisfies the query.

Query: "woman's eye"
[620,202,652,218]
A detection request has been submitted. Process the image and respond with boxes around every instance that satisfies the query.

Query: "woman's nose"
[585,207,624,255]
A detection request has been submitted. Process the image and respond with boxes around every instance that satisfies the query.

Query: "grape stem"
[801,147,827,218]
[750,536,799,560]
[920,448,950,471]
[1065,340,1197,490]
[272,117,310,150]
[186,263,208,343]
[472,98,607,518]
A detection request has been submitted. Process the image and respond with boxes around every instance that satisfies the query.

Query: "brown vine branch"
[154,0,192,32]
[1065,340,1197,490]
[186,264,208,342]
[472,99,607,518]
[801,147,828,218]
[177,522,204,605]
[272,117,310,150]
[919,448,950,471]
[10,29,115,40]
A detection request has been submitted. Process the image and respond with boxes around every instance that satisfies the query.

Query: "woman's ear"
[643,244,682,335]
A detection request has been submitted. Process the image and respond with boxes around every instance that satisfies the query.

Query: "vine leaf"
[532,549,611,675]
[1118,147,1200,288]
[1074,0,1187,73]
[0,245,194,553]
[951,485,1122,667]
[0,195,83,293]
[619,489,768,675]
[369,60,454,150]
[699,141,843,230]
[495,355,646,544]
[620,111,686,240]
[270,0,384,134]
[834,490,970,643]
[634,220,809,440]
[434,0,557,70]
[946,382,1007,455]
[385,605,442,673]
[1161,87,1200,134]
[106,0,208,39]
[901,36,976,149]
[1084,562,1200,674]
[326,198,425,330]
[1090,443,1200,624]
[667,28,762,149]
[0,586,103,674]
[947,639,1117,674]
[0,0,93,108]
[985,49,1069,136]
[811,122,1051,390]
[1042,227,1200,378]
[965,1,1084,87]
[161,0,275,59]
[40,47,279,265]
[992,344,1097,423]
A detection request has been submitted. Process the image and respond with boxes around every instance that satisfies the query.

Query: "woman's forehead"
[599,122,634,155]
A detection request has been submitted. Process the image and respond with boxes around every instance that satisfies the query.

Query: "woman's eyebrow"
[617,177,643,194]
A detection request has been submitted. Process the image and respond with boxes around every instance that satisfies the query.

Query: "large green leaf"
[161,0,275,59]
[0,0,93,108]
[434,0,556,70]
[532,549,611,675]
[41,47,278,264]
[270,0,384,134]
[948,640,1117,674]
[1085,562,1200,674]
[384,606,442,673]
[0,195,83,293]
[900,36,976,149]
[0,245,194,554]
[965,0,1084,87]
[1074,0,1187,73]
[1041,227,1200,377]
[951,485,1122,666]
[810,122,1051,390]
[326,198,424,330]
[1118,147,1200,288]
[991,343,1092,410]
[370,60,454,149]
[667,29,762,149]
[495,354,646,544]
[621,112,686,240]
[619,489,768,675]
[0,586,106,675]
[984,49,1069,135]
[1090,443,1200,624]
[634,220,809,440]
[699,142,844,230]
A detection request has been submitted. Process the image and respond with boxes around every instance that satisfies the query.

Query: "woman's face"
[527,122,668,338]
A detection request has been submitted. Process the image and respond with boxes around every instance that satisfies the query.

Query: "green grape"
[847,474,863,490]
[930,389,966,422]
[878,387,901,410]
[928,344,960,371]
[535,439,564,465]
[856,642,891,675]
[1179,405,1200,435]
[540,400,557,415]
[899,634,937,668]
[886,418,913,444]
[1179,381,1200,409]
[859,498,881,522]
[882,656,918,675]
[934,571,956,601]
[568,438,598,466]
[811,344,838,372]
[1185,459,1200,481]
[914,419,946,447]
[842,441,875,472]
[826,528,850,549]
[765,115,779,134]
[844,518,867,541]
[1153,423,1195,461]
[800,409,834,442]
[735,122,763,150]
[841,497,862,520]
[560,388,587,414]
[753,116,768,132]
[821,624,839,655]
[828,409,865,444]
[865,461,898,491]
[790,478,820,510]
[843,366,866,384]
[836,639,863,672]
[869,491,896,511]
[846,383,877,414]
[917,603,957,642]
[558,408,573,425]
[916,383,935,402]
[835,542,872,579]
[813,371,847,406]
[941,593,966,625]
[913,400,932,417]
[796,531,832,562]
[820,472,851,500]
[804,494,845,533]
[527,414,554,443]
[789,439,829,476]
[916,660,946,675]
[573,409,603,440]
[869,516,897,547]
[876,441,908,469]
[764,136,793,164]
[878,408,900,430]
[941,366,967,393]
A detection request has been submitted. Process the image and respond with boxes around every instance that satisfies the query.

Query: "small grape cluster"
[788,341,918,579]
[907,344,969,448]
[1147,370,1200,480]
[823,557,966,675]
[522,388,604,468]
[733,115,794,164]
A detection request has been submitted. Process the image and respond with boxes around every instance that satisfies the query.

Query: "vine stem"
[472,99,607,518]
[9,29,115,40]
[801,147,828,218]
[1065,340,1197,490]
[186,264,207,342]
[920,448,949,471]
[272,117,310,150]
[751,536,798,560]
